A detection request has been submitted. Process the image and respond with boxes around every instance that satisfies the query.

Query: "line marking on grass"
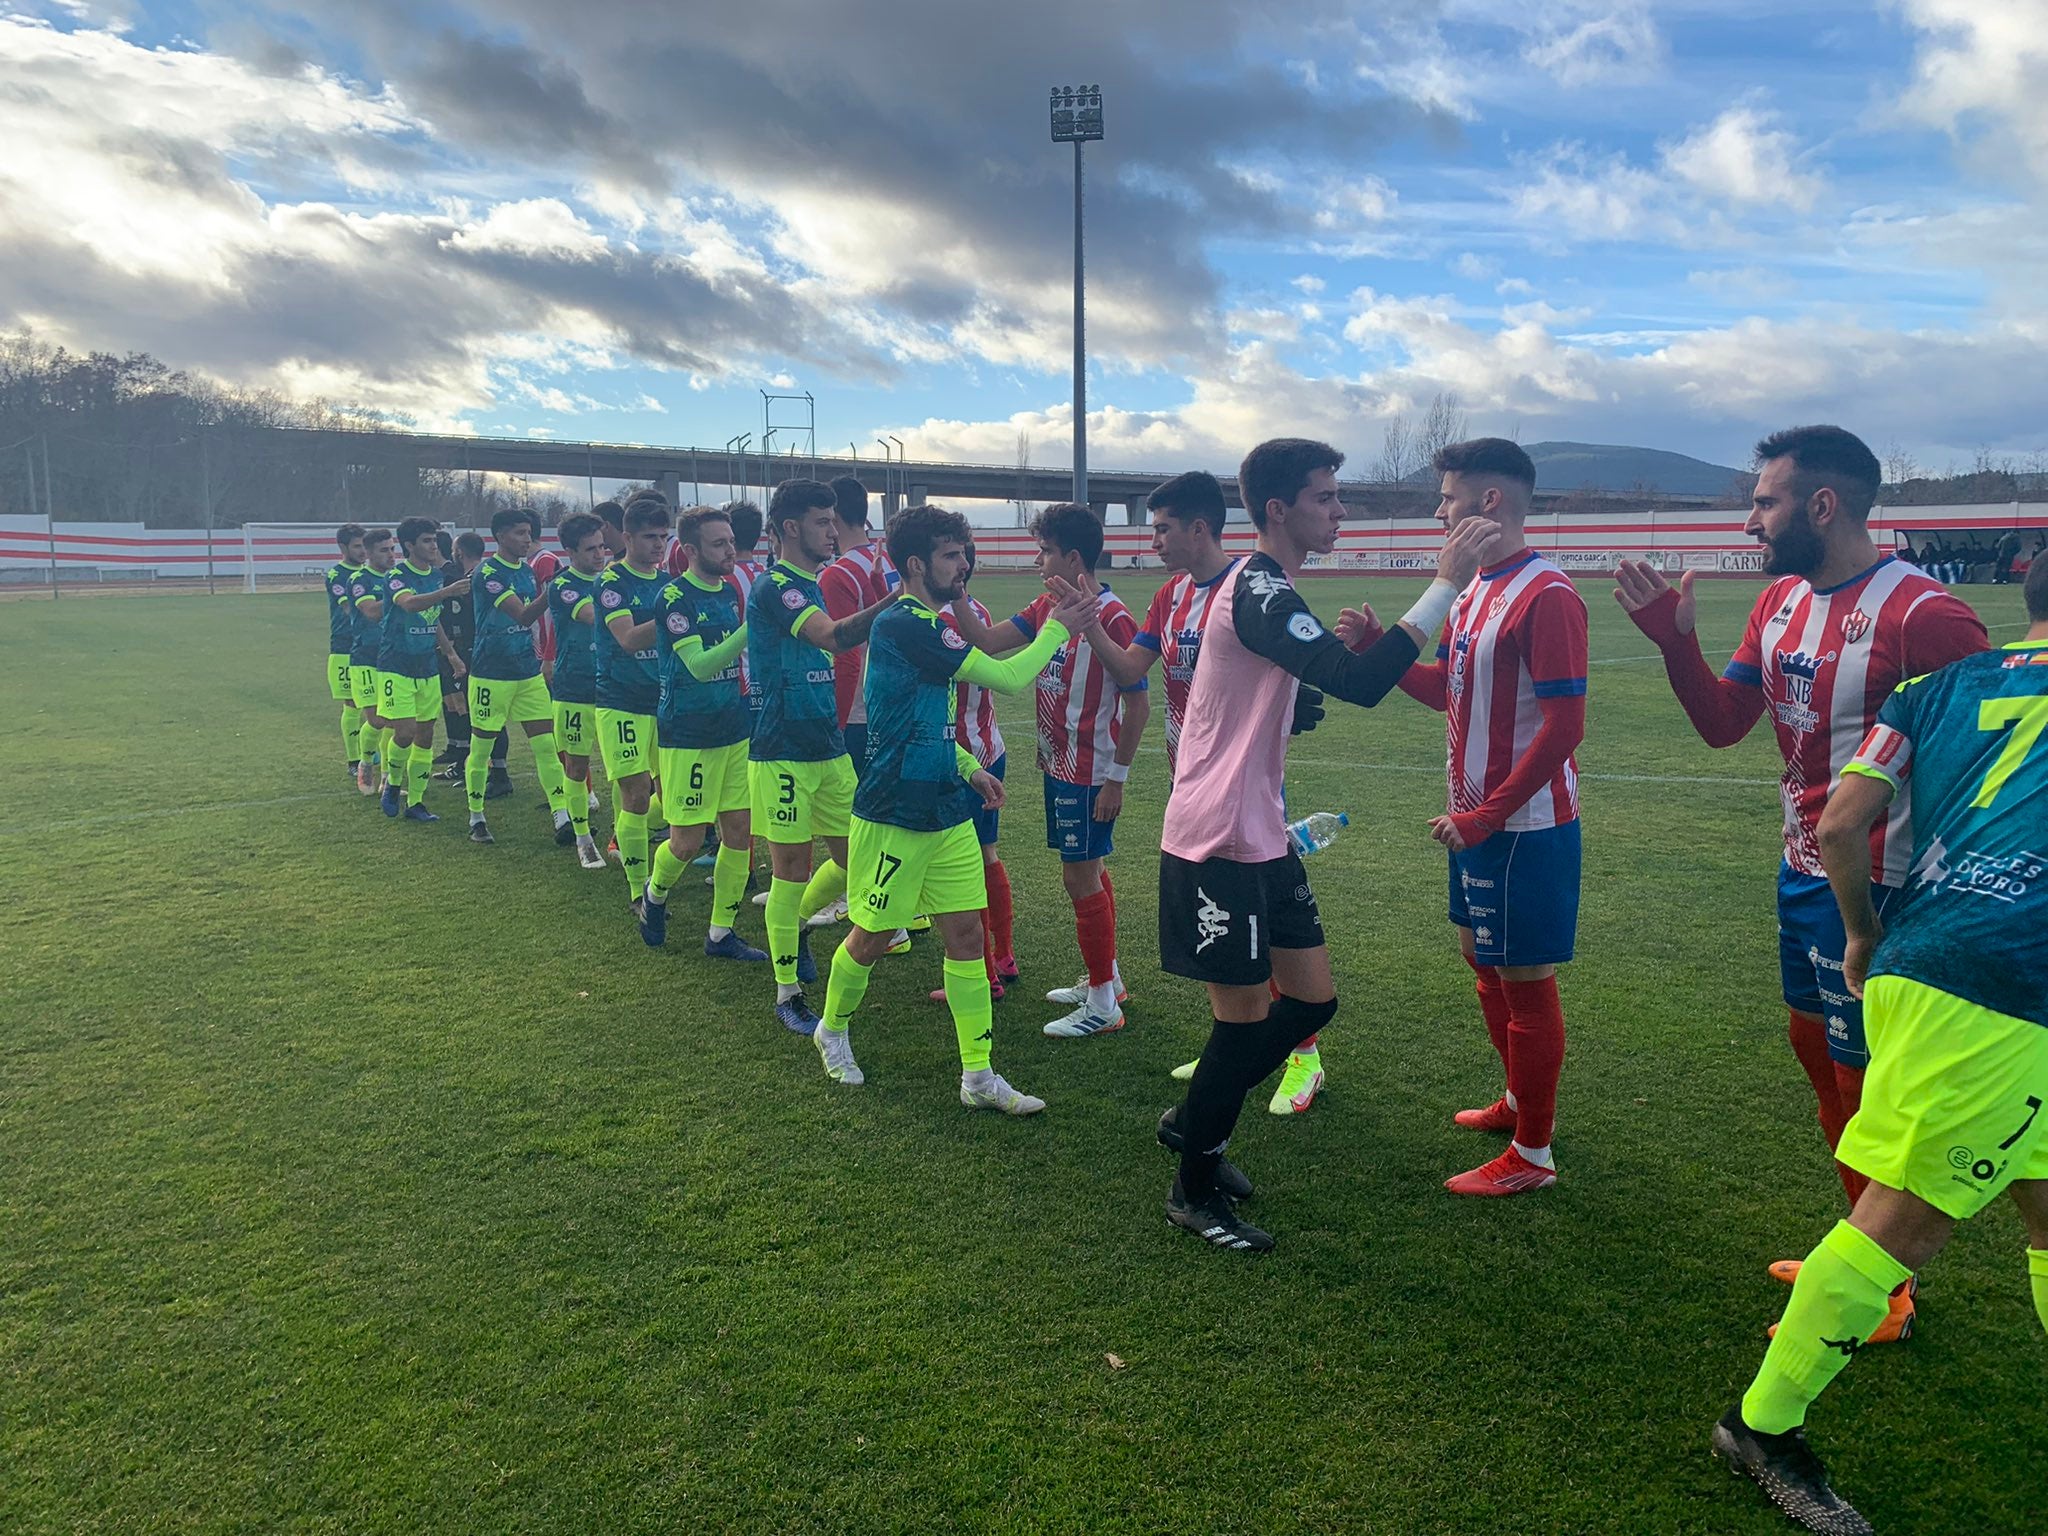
[0,791,337,837]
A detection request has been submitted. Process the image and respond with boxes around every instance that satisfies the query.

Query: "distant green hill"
[1522,441,1744,496]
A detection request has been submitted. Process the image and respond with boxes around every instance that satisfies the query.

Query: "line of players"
[323,425,2047,1535]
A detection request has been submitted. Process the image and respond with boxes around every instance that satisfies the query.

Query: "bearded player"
[1615,424,1986,1338]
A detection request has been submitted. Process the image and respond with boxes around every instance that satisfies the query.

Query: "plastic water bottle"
[1286,811,1349,856]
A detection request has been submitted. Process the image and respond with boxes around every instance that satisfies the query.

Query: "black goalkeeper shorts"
[1158,849,1323,987]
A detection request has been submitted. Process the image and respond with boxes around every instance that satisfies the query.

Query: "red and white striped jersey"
[530,546,568,664]
[1136,564,1237,775]
[1015,585,1143,786]
[942,596,1006,768]
[819,541,899,728]
[1725,555,1987,884]
[1441,552,1588,832]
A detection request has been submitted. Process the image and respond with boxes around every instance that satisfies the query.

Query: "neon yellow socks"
[2030,1248,2048,1334]
[945,956,994,1071]
[1742,1221,1912,1433]
[647,785,665,832]
[767,876,807,987]
[465,733,493,814]
[824,943,873,1031]
[530,733,569,814]
[800,857,847,922]
[342,703,362,763]
[565,770,590,837]
[616,809,649,898]
[710,844,750,935]
[648,838,686,904]
[376,725,396,772]
[407,745,433,806]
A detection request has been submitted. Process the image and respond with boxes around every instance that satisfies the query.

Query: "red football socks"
[1465,952,1513,1081]
[985,858,1015,963]
[1501,975,1566,1149]
[1833,1061,1870,1206]
[1074,888,1116,986]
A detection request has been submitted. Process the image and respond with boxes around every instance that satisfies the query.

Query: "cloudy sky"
[2,0,2044,476]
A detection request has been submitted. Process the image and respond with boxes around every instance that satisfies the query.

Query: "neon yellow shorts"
[596,708,657,780]
[1838,974,2048,1220]
[847,816,986,931]
[328,654,353,702]
[750,755,856,844]
[660,741,750,826]
[378,671,441,723]
[349,664,379,711]
[469,674,553,733]
[553,701,595,756]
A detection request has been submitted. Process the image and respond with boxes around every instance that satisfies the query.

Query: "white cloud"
[1896,0,2048,185]
[1663,106,1822,210]
[1291,274,1326,294]
[1521,4,1665,87]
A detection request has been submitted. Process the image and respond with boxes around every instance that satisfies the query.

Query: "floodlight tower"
[1050,84,1103,505]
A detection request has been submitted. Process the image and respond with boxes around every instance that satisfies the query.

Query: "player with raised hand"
[1710,560,2048,1535]
[545,511,609,870]
[1615,425,1985,1334]
[748,479,898,1036]
[596,498,674,908]
[372,516,471,822]
[932,543,1017,999]
[349,529,398,796]
[946,503,1150,1040]
[325,523,368,785]
[1155,437,1498,1253]
[463,508,574,847]
[811,504,1095,1109]
[1339,438,1588,1196]
[638,507,767,963]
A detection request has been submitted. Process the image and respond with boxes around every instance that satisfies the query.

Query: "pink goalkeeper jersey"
[1442,552,1587,831]
[1137,565,1236,775]
[1160,560,1301,865]
[1724,555,1986,884]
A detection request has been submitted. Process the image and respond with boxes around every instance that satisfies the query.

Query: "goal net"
[241,523,352,592]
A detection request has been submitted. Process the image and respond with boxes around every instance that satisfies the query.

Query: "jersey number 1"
[1971,697,2048,809]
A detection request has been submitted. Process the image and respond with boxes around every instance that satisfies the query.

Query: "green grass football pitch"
[1,573,2037,1535]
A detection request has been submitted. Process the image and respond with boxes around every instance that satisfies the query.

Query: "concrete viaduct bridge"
[240,424,1719,524]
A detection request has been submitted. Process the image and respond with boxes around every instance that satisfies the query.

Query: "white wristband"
[1398,578,1458,643]
[1104,761,1130,784]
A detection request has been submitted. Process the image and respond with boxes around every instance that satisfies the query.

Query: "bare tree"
[1881,441,1919,486]
[1373,414,1416,484]
[1416,390,1469,468]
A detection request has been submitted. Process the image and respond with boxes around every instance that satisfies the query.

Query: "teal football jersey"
[377,561,447,680]
[746,561,844,763]
[1849,640,2048,1027]
[854,596,974,833]
[471,555,541,680]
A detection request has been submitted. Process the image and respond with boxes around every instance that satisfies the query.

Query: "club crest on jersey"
[600,588,623,609]
[781,588,807,610]
[1488,594,1510,623]
[665,612,691,636]
[1839,609,1871,644]
[941,627,967,650]
[1772,648,1835,733]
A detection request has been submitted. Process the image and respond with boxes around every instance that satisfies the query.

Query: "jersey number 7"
[1971,697,2048,809]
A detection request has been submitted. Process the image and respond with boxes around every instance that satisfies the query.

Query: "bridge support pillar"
[656,470,683,509]
[907,484,929,508]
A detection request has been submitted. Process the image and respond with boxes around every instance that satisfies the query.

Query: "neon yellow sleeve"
[674,623,748,680]
[955,744,980,780]
[952,619,1070,693]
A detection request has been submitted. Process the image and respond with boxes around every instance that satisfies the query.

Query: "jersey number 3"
[1972,697,2048,809]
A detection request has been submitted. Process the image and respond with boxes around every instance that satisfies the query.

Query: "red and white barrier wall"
[1,503,2041,581]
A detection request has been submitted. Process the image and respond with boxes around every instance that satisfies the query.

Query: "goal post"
[240,522,353,592]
